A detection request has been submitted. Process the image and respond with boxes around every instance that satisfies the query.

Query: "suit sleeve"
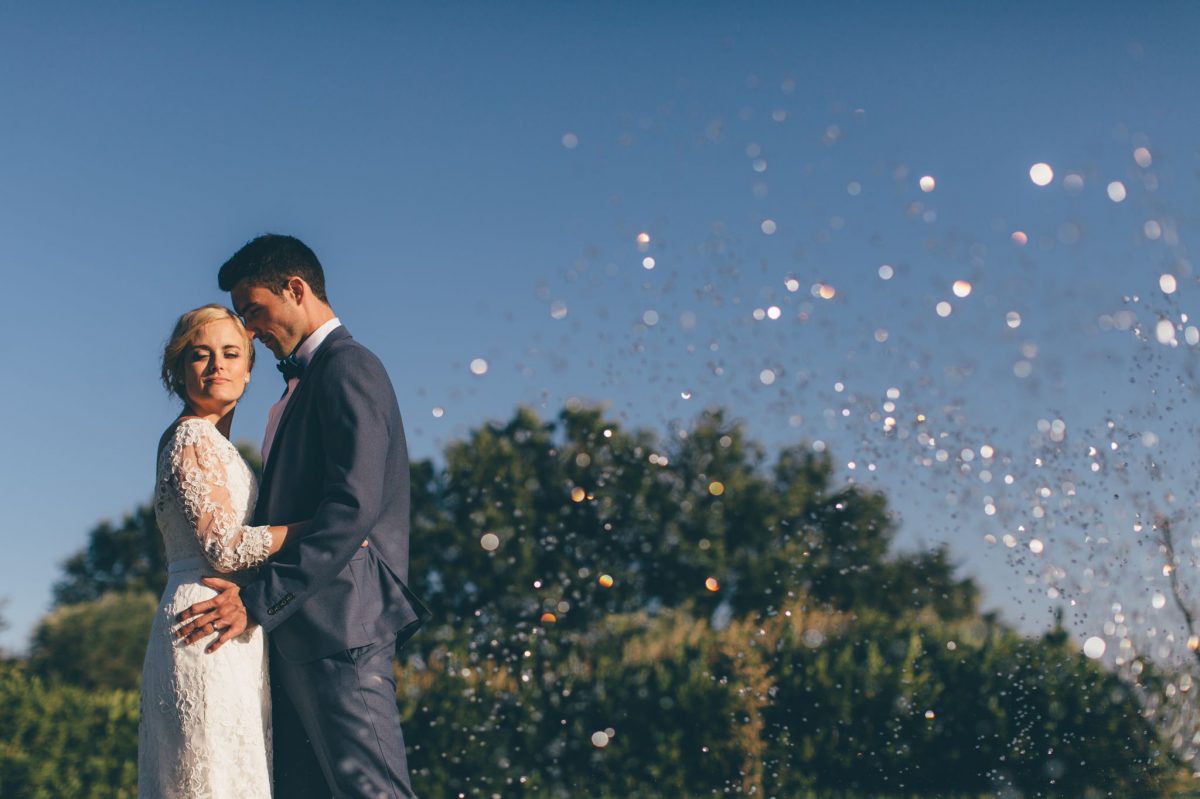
[240,346,396,631]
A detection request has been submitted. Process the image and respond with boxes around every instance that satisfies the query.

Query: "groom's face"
[231,279,304,359]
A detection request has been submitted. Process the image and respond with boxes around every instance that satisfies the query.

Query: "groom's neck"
[297,302,337,342]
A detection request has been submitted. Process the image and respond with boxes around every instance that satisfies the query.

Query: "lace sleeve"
[167,421,273,573]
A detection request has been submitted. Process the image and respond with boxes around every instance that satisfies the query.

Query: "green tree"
[29,593,158,691]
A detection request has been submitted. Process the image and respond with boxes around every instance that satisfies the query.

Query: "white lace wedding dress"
[139,418,275,798]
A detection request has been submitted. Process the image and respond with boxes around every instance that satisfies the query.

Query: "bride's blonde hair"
[161,305,255,401]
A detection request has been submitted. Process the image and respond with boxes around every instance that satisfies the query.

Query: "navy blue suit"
[242,325,429,798]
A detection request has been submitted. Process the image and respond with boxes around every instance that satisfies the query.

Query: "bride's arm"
[167,422,302,572]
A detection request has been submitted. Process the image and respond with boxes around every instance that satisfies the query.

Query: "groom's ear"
[283,276,308,305]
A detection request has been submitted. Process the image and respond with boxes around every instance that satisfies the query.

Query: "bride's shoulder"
[157,417,219,458]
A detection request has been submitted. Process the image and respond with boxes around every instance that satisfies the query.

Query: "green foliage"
[394,598,1180,798]
[29,592,158,692]
[410,405,981,636]
[0,662,139,798]
[53,504,166,607]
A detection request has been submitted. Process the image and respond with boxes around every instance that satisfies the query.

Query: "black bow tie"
[276,355,304,382]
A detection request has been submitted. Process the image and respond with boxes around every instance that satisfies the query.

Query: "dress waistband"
[167,557,209,574]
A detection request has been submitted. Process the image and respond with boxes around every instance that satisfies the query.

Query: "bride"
[139,305,305,798]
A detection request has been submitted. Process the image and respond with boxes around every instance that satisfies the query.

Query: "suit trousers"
[271,635,416,798]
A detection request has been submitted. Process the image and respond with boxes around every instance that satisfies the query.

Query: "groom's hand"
[175,578,255,653]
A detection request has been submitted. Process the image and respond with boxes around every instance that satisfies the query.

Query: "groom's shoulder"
[321,334,391,383]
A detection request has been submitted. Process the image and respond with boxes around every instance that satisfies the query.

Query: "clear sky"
[2,1,1199,654]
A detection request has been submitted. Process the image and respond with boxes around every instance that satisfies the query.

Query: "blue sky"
[2,1,1199,654]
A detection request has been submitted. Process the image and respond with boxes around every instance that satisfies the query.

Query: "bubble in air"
[1083,637,1106,659]
[469,358,488,375]
[1029,162,1054,186]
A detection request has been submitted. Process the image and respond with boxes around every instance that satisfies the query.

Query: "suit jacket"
[241,325,430,662]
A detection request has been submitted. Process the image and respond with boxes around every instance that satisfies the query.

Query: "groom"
[177,234,429,798]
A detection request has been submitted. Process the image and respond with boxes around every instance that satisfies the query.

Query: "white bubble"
[1160,274,1177,294]
[1029,162,1054,186]
[760,369,777,385]
[1063,173,1084,191]
[1186,326,1200,346]
[1152,592,1167,610]
[591,731,610,748]
[878,264,894,280]
[1083,636,1107,659]
[952,280,972,298]
[1011,230,1028,246]
[1156,318,1176,345]
[561,132,579,149]
[784,277,801,292]
[642,256,656,270]
[1013,360,1032,378]
[469,358,489,375]
[643,310,659,326]
[1029,539,1044,554]
[480,533,500,551]
[1134,146,1152,168]
[550,300,569,320]
[935,301,952,317]
[919,175,936,192]
[1145,220,1162,240]
[767,306,781,320]
[431,406,445,418]
[847,181,862,196]
[1006,311,1022,329]
[1107,181,1127,202]
[761,219,777,235]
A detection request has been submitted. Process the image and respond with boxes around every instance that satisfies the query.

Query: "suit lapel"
[260,326,352,494]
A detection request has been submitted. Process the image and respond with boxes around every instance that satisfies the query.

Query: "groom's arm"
[240,344,400,632]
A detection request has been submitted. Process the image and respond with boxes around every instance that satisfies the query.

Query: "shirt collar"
[294,317,342,368]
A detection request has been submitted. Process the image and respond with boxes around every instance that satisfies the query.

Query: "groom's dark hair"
[218,233,330,303]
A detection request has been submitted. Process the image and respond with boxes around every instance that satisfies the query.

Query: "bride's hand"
[175,578,254,653]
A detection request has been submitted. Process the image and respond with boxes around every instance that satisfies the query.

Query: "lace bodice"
[155,418,272,573]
